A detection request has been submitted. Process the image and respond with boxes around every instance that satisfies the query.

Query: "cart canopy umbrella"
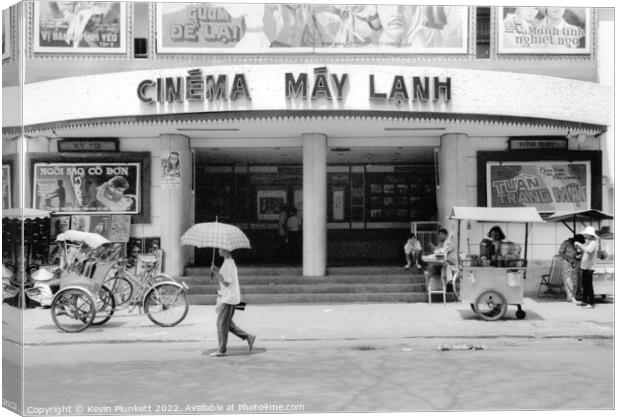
[544,209,613,236]
[450,207,545,223]
[2,208,51,220]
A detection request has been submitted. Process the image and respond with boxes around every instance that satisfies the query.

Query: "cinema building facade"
[2,3,614,277]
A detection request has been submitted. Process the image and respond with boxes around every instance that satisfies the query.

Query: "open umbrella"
[545,209,614,236]
[181,221,251,280]
[181,222,251,252]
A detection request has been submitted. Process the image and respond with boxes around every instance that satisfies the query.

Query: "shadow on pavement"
[456,309,544,321]
[202,347,267,357]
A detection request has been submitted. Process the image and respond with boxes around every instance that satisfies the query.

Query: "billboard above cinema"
[498,7,591,54]
[156,3,469,54]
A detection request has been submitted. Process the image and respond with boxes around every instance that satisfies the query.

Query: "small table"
[422,256,449,304]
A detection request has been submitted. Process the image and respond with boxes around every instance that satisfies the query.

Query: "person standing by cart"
[574,226,599,309]
[210,248,256,356]
[557,234,585,303]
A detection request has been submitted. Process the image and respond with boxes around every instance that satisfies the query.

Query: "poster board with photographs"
[33,1,127,54]
[2,164,11,209]
[497,7,591,54]
[257,189,287,221]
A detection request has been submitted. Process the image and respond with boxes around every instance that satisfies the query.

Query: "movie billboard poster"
[498,7,590,54]
[2,164,10,209]
[161,151,181,188]
[2,8,10,60]
[156,3,468,54]
[109,215,130,242]
[33,162,140,214]
[34,1,126,53]
[486,161,591,212]
[89,215,111,237]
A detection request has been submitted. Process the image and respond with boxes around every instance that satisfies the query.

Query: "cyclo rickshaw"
[449,207,545,321]
[50,230,189,332]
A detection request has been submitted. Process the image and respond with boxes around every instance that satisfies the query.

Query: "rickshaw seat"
[60,261,118,294]
[537,255,565,298]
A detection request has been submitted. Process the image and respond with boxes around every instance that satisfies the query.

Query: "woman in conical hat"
[574,226,599,309]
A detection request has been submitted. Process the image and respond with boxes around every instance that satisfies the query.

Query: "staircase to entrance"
[179,265,457,304]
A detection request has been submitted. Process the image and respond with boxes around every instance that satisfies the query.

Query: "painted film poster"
[486,161,591,213]
[157,3,468,54]
[33,162,140,214]
[2,8,10,60]
[34,1,126,53]
[498,7,590,54]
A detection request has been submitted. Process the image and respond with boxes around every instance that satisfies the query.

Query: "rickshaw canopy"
[450,207,545,223]
[55,230,110,248]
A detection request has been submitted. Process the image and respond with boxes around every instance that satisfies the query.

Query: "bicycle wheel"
[143,283,189,327]
[474,290,507,321]
[152,273,176,284]
[104,276,133,307]
[452,271,462,301]
[92,285,115,325]
[51,288,96,332]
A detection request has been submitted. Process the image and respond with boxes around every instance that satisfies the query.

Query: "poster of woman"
[161,151,181,188]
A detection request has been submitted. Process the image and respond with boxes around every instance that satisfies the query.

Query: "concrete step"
[184,266,420,277]
[187,292,457,305]
[185,283,426,295]
[178,274,426,286]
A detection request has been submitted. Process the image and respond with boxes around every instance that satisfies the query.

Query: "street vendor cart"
[450,207,545,321]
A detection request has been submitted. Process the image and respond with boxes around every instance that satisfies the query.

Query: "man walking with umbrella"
[210,248,256,357]
[181,220,256,357]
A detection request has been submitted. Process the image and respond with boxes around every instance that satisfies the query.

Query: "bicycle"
[104,256,189,327]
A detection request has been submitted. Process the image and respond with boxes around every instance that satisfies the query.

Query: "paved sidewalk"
[3,297,614,347]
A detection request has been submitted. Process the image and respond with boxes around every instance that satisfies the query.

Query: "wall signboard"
[498,7,590,54]
[58,138,119,152]
[157,3,468,54]
[34,1,127,54]
[486,161,591,212]
[508,137,568,150]
[33,162,140,214]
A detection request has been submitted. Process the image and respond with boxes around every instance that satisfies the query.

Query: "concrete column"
[302,133,327,276]
[159,134,191,277]
[437,133,469,225]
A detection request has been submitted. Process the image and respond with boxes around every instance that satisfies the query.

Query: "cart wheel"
[475,290,507,321]
[515,309,526,320]
[452,271,462,301]
[143,283,189,327]
[51,288,96,333]
[470,303,477,313]
[92,285,116,325]
[104,276,133,307]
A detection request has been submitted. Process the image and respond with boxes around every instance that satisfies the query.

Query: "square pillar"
[302,133,327,276]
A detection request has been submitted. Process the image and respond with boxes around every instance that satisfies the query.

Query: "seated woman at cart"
[480,225,506,266]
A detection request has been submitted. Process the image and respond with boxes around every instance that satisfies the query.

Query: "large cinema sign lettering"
[137,69,452,104]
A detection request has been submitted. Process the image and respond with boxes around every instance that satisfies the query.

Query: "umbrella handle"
[210,247,216,281]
